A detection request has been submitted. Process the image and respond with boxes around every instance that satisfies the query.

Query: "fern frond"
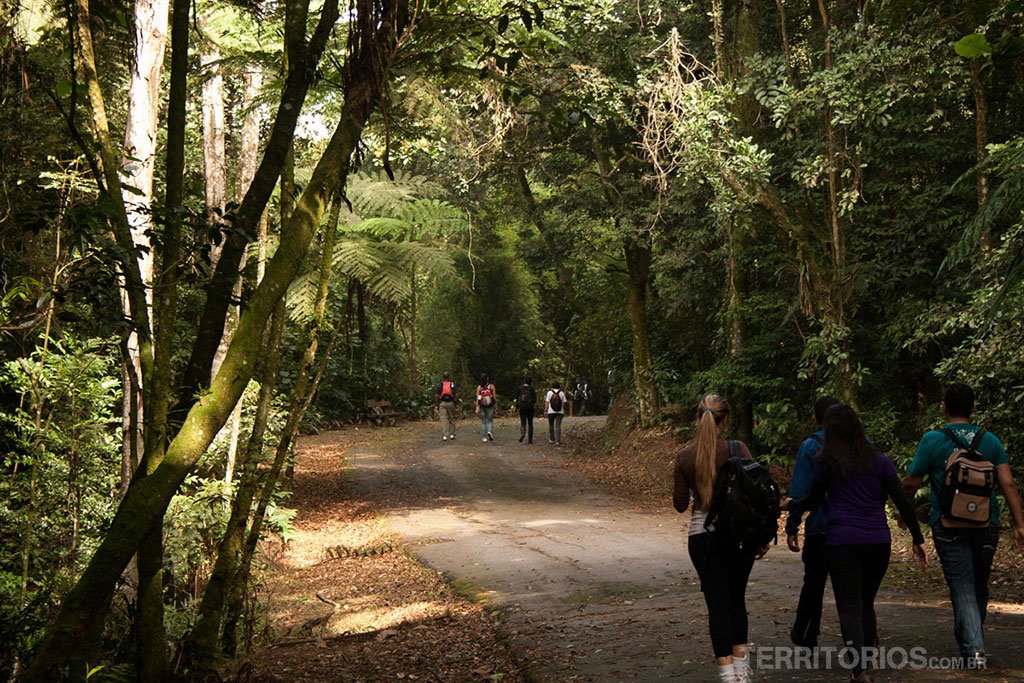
[332,237,384,283]
[285,271,319,325]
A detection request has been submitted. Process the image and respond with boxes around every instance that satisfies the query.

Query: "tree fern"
[941,138,1024,318]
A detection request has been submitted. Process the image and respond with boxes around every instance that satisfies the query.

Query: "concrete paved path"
[342,417,1024,682]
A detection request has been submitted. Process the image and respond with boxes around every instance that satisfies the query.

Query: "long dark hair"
[818,404,876,479]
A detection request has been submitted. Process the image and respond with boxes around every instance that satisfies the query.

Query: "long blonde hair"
[694,394,729,509]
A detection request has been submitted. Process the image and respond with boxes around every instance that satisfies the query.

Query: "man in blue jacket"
[786,395,839,649]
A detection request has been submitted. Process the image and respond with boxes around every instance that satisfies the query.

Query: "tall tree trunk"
[223,199,340,654]
[201,35,228,271]
[174,0,342,417]
[182,308,284,674]
[119,0,167,497]
[623,234,658,426]
[223,68,266,484]
[971,57,990,247]
[22,3,406,676]
[512,163,579,307]
[135,0,191,670]
[816,0,855,403]
[590,131,659,425]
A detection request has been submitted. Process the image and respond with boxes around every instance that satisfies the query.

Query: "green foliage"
[0,335,120,676]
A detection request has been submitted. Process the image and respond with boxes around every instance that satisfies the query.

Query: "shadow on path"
[345,417,1024,682]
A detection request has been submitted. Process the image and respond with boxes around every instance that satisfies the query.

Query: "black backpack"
[705,442,781,551]
[549,390,563,412]
[516,385,534,410]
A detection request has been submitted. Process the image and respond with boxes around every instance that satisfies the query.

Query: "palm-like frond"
[943,139,1024,271]
[285,270,320,324]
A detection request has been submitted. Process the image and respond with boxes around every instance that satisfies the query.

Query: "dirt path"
[343,417,1024,683]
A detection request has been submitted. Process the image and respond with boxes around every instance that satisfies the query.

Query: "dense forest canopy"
[1,0,1023,678]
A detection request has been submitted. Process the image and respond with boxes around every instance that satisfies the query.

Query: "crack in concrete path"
[345,418,1024,682]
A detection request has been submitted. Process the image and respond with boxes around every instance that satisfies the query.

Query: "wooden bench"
[365,399,404,427]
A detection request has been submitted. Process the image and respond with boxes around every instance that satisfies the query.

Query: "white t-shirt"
[545,390,566,415]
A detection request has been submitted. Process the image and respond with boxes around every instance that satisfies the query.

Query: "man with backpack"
[545,381,567,445]
[904,383,1024,668]
[574,379,591,416]
[516,376,537,443]
[785,395,839,650]
[434,371,459,441]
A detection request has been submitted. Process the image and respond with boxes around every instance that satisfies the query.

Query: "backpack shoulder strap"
[968,428,986,452]
[728,440,740,460]
[940,428,966,449]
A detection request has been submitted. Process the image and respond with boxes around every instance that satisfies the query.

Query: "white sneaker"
[442,435,448,441]
[450,433,456,440]
[733,655,752,683]
[482,437,488,442]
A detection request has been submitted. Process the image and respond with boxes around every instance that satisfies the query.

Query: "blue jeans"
[932,524,1000,657]
[479,406,494,438]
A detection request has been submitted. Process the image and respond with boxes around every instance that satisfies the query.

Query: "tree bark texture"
[119,0,167,491]
[623,235,658,427]
[201,37,228,271]
[174,0,341,415]
[182,308,284,673]
[22,2,408,677]
[512,163,579,307]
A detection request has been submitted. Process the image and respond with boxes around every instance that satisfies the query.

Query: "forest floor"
[245,416,1024,683]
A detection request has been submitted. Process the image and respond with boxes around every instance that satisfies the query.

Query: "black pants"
[791,534,828,648]
[519,407,534,442]
[826,543,891,675]
[688,532,756,658]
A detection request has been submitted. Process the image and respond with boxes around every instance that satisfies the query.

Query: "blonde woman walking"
[673,395,766,683]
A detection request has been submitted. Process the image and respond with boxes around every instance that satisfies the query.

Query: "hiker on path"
[784,404,926,683]
[903,383,1024,669]
[475,374,497,442]
[516,376,537,444]
[434,371,459,441]
[786,395,840,650]
[545,381,567,445]
[574,379,591,416]
[673,394,767,683]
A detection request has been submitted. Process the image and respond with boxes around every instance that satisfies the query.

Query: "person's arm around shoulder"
[879,454,927,566]
[785,438,817,551]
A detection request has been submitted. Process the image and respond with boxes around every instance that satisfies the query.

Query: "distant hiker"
[673,394,769,683]
[784,404,926,683]
[434,371,459,441]
[786,394,841,650]
[574,379,591,416]
[516,376,537,443]
[903,383,1024,669]
[475,374,497,442]
[545,381,566,445]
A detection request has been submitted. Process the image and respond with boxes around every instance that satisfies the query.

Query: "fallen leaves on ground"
[240,426,524,683]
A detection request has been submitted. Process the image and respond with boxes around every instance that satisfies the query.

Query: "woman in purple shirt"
[784,404,927,683]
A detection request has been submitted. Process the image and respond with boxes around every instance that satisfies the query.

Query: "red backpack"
[478,385,494,407]
[440,381,455,402]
